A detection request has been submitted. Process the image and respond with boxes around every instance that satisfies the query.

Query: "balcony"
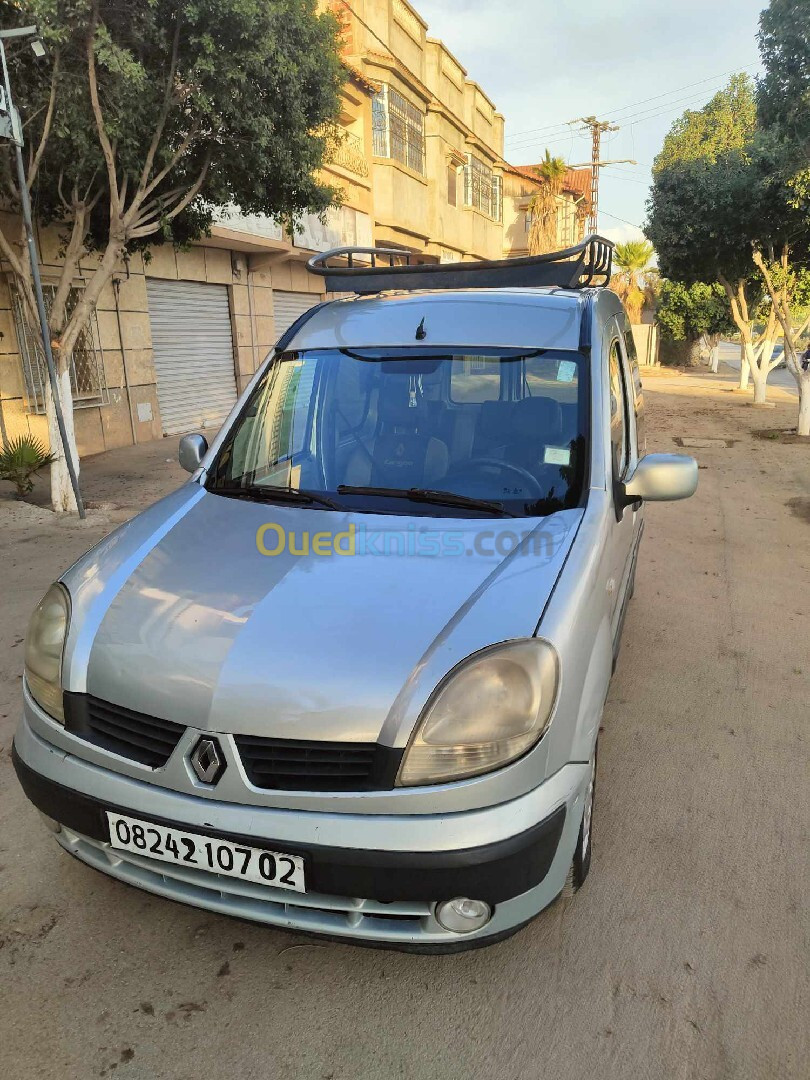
[329,131,369,178]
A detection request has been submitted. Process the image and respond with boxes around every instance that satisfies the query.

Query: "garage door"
[273,290,321,340]
[147,280,238,436]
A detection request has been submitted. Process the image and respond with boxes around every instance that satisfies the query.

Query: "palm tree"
[611,240,656,323]
[527,151,568,255]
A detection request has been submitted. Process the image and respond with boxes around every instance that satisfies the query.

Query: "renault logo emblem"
[189,737,225,785]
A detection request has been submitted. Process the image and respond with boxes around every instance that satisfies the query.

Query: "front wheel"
[562,744,597,896]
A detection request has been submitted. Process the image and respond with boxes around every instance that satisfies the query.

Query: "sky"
[415,0,768,244]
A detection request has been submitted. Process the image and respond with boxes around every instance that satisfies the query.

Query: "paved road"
[1,375,808,1080]
[718,341,799,394]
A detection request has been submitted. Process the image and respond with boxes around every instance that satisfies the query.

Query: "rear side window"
[609,339,630,481]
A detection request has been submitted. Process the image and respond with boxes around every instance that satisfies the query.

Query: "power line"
[508,81,751,157]
[508,82,741,152]
[600,209,644,230]
[504,61,758,142]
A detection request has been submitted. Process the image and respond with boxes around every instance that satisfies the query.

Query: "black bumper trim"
[12,747,565,905]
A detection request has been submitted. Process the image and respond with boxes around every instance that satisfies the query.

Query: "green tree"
[0,0,344,509]
[758,0,810,167]
[653,73,757,172]
[656,280,735,366]
[527,150,568,255]
[610,239,655,324]
[755,0,810,435]
[646,72,786,403]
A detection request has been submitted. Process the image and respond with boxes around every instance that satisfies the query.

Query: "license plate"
[106,812,306,893]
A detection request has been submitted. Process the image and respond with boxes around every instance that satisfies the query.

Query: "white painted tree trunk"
[751,372,769,405]
[797,372,810,437]
[738,345,750,389]
[709,344,720,373]
[45,367,80,513]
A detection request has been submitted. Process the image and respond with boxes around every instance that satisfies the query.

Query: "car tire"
[561,744,597,897]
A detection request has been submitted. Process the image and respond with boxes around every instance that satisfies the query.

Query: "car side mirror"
[622,453,698,504]
[178,433,208,474]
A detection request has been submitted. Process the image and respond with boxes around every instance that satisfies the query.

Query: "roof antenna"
[415,317,427,341]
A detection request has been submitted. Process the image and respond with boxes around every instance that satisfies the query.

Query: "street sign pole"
[0,30,85,517]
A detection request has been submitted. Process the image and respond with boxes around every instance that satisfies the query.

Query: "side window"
[608,339,630,482]
[623,329,646,454]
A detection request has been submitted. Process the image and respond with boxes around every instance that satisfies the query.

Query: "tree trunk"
[797,372,810,437]
[738,343,750,390]
[659,336,702,366]
[45,366,79,513]
[709,344,720,373]
[751,373,769,405]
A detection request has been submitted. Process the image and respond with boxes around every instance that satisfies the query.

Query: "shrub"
[0,435,55,498]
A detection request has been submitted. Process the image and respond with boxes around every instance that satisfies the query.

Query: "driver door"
[605,322,641,652]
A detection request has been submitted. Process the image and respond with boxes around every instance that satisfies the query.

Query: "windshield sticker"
[544,446,571,466]
[557,360,577,383]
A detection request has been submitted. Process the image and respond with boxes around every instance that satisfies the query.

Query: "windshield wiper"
[210,484,343,511]
[337,485,516,517]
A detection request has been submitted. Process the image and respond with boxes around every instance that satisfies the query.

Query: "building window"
[10,281,109,414]
[556,197,577,247]
[447,163,458,206]
[463,155,502,221]
[372,85,425,175]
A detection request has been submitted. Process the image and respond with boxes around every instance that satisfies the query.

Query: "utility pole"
[571,117,619,234]
[0,25,84,516]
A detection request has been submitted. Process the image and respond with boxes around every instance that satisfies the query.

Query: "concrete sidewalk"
[1,367,808,1080]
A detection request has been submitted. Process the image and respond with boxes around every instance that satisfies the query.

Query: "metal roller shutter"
[147,279,238,436]
[273,290,320,340]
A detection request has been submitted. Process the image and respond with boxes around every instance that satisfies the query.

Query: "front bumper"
[13,712,589,949]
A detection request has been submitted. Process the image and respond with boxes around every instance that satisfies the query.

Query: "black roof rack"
[307,234,614,295]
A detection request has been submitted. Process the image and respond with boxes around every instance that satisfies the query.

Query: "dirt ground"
[1,364,807,1080]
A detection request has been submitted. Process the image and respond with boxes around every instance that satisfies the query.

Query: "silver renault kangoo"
[15,237,697,950]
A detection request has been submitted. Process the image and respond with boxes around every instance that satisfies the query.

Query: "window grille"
[464,155,501,221]
[371,85,425,175]
[10,280,109,414]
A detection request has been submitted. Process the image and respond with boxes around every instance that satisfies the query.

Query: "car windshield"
[207,347,589,518]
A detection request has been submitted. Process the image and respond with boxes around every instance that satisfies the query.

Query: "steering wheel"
[443,457,545,500]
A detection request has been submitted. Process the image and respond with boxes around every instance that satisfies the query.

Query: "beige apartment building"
[0,0,560,460]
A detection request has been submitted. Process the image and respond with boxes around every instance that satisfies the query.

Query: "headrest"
[477,400,515,441]
[512,396,563,443]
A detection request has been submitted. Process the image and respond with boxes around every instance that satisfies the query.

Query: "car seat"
[343,378,450,487]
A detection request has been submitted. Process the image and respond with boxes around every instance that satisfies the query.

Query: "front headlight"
[397,639,559,786]
[24,582,70,723]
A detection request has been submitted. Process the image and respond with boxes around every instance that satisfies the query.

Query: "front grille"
[235,734,398,792]
[64,693,185,768]
[58,827,439,945]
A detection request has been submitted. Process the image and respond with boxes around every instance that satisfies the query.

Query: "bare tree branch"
[137,17,182,195]
[27,50,60,190]
[128,150,211,239]
[129,122,202,216]
[49,205,89,338]
[87,1,121,216]
[0,224,38,326]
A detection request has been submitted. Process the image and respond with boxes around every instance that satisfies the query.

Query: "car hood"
[62,485,582,745]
